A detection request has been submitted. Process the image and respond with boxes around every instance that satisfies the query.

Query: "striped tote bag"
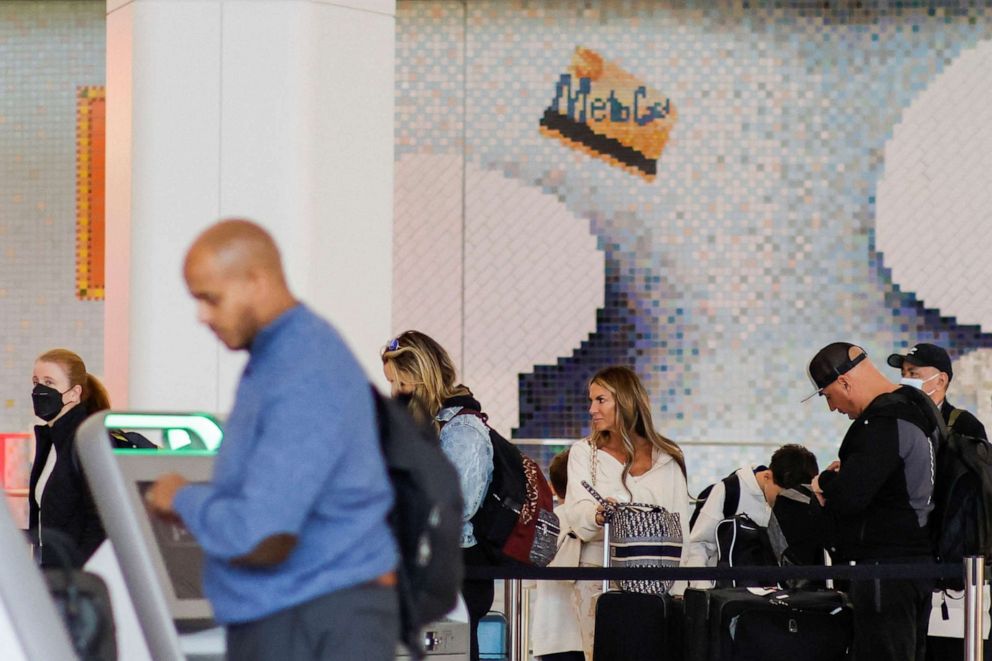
[582,480,683,595]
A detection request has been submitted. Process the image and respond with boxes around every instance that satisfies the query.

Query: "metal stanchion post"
[505,578,524,661]
[521,583,531,661]
[602,520,611,594]
[964,556,985,661]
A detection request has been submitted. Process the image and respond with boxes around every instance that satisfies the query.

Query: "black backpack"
[456,411,560,567]
[371,389,464,658]
[901,387,992,585]
[715,512,777,587]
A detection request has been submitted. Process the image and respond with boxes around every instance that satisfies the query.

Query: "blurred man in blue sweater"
[147,219,397,660]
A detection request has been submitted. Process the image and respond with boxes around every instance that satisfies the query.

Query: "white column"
[104,0,395,414]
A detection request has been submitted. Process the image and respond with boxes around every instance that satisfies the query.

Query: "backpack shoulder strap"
[689,482,715,529]
[722,472,742,520]
[948,408,963,431]
[690,470,743,530]
[451,408,490,427]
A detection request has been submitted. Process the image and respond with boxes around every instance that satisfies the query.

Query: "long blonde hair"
[381,331,471,429]
[589,366,686,493]
[36,348,110,413]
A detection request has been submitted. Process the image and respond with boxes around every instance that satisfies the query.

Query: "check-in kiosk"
[77,412,222,661]
[0,479,78,660]
[77,410,469,661]
[397,622,471,659]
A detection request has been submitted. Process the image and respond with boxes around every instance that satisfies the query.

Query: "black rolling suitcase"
[593,520,682,661]
[684,587,852,661]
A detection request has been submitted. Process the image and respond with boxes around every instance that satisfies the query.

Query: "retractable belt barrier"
[474,557,988,661]
[465,562,965,582]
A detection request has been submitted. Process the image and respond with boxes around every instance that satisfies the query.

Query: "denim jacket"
[436,399,494,548]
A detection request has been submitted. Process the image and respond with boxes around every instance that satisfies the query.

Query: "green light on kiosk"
[104,413,223,452]
[112,449,217,457]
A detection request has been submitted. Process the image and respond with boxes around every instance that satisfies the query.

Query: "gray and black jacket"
[817,385,938,562]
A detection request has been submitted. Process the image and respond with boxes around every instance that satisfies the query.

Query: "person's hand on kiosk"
[146,472,189,519]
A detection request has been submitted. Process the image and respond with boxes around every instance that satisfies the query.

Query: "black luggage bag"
[684,587,852,661]
[592,520,683,661]
[594,590,681,660]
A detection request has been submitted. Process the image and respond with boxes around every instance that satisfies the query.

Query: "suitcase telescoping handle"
[581,480,614,592]
[602,519,611,593]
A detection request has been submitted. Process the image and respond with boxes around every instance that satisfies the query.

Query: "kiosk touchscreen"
[77,411,470,661]
[77,411,221,661]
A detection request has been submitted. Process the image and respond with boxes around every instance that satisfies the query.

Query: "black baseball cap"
[802,342,868,402]
[886,343,953,380]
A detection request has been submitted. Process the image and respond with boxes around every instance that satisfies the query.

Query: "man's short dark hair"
[549,448,570,500]
[770,444,819,489]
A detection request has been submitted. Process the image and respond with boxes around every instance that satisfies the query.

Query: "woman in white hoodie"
[565,365,690,659]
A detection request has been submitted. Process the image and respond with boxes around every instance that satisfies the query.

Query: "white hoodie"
[564,437,691,592]
[684,464,772,575]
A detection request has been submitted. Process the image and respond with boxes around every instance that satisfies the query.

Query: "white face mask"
[900,373,939,395]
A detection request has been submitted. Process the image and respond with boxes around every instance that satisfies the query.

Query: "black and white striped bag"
[582,480,683,595]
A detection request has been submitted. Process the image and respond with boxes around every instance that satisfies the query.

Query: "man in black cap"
[888,343,989,661]
[804,342,938,661]
[887,342,987,441]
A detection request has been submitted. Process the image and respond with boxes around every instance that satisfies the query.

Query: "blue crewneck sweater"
[174,304,396,623]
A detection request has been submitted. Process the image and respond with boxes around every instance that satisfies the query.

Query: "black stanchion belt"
[464,563,964,582]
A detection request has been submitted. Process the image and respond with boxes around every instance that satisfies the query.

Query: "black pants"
[226,581,399,661]
[462,545,495,661]
[926,635,992,661]
[849,576,934,661]
[537,653,585,661]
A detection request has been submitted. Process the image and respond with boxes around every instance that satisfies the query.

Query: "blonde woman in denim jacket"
[382,331,494,661]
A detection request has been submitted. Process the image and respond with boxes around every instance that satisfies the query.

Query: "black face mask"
[396,392,414,408]
[32,384,67,422]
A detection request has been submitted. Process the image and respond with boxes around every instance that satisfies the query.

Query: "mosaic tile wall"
[394,1,992,491]
[0,2,106,447]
